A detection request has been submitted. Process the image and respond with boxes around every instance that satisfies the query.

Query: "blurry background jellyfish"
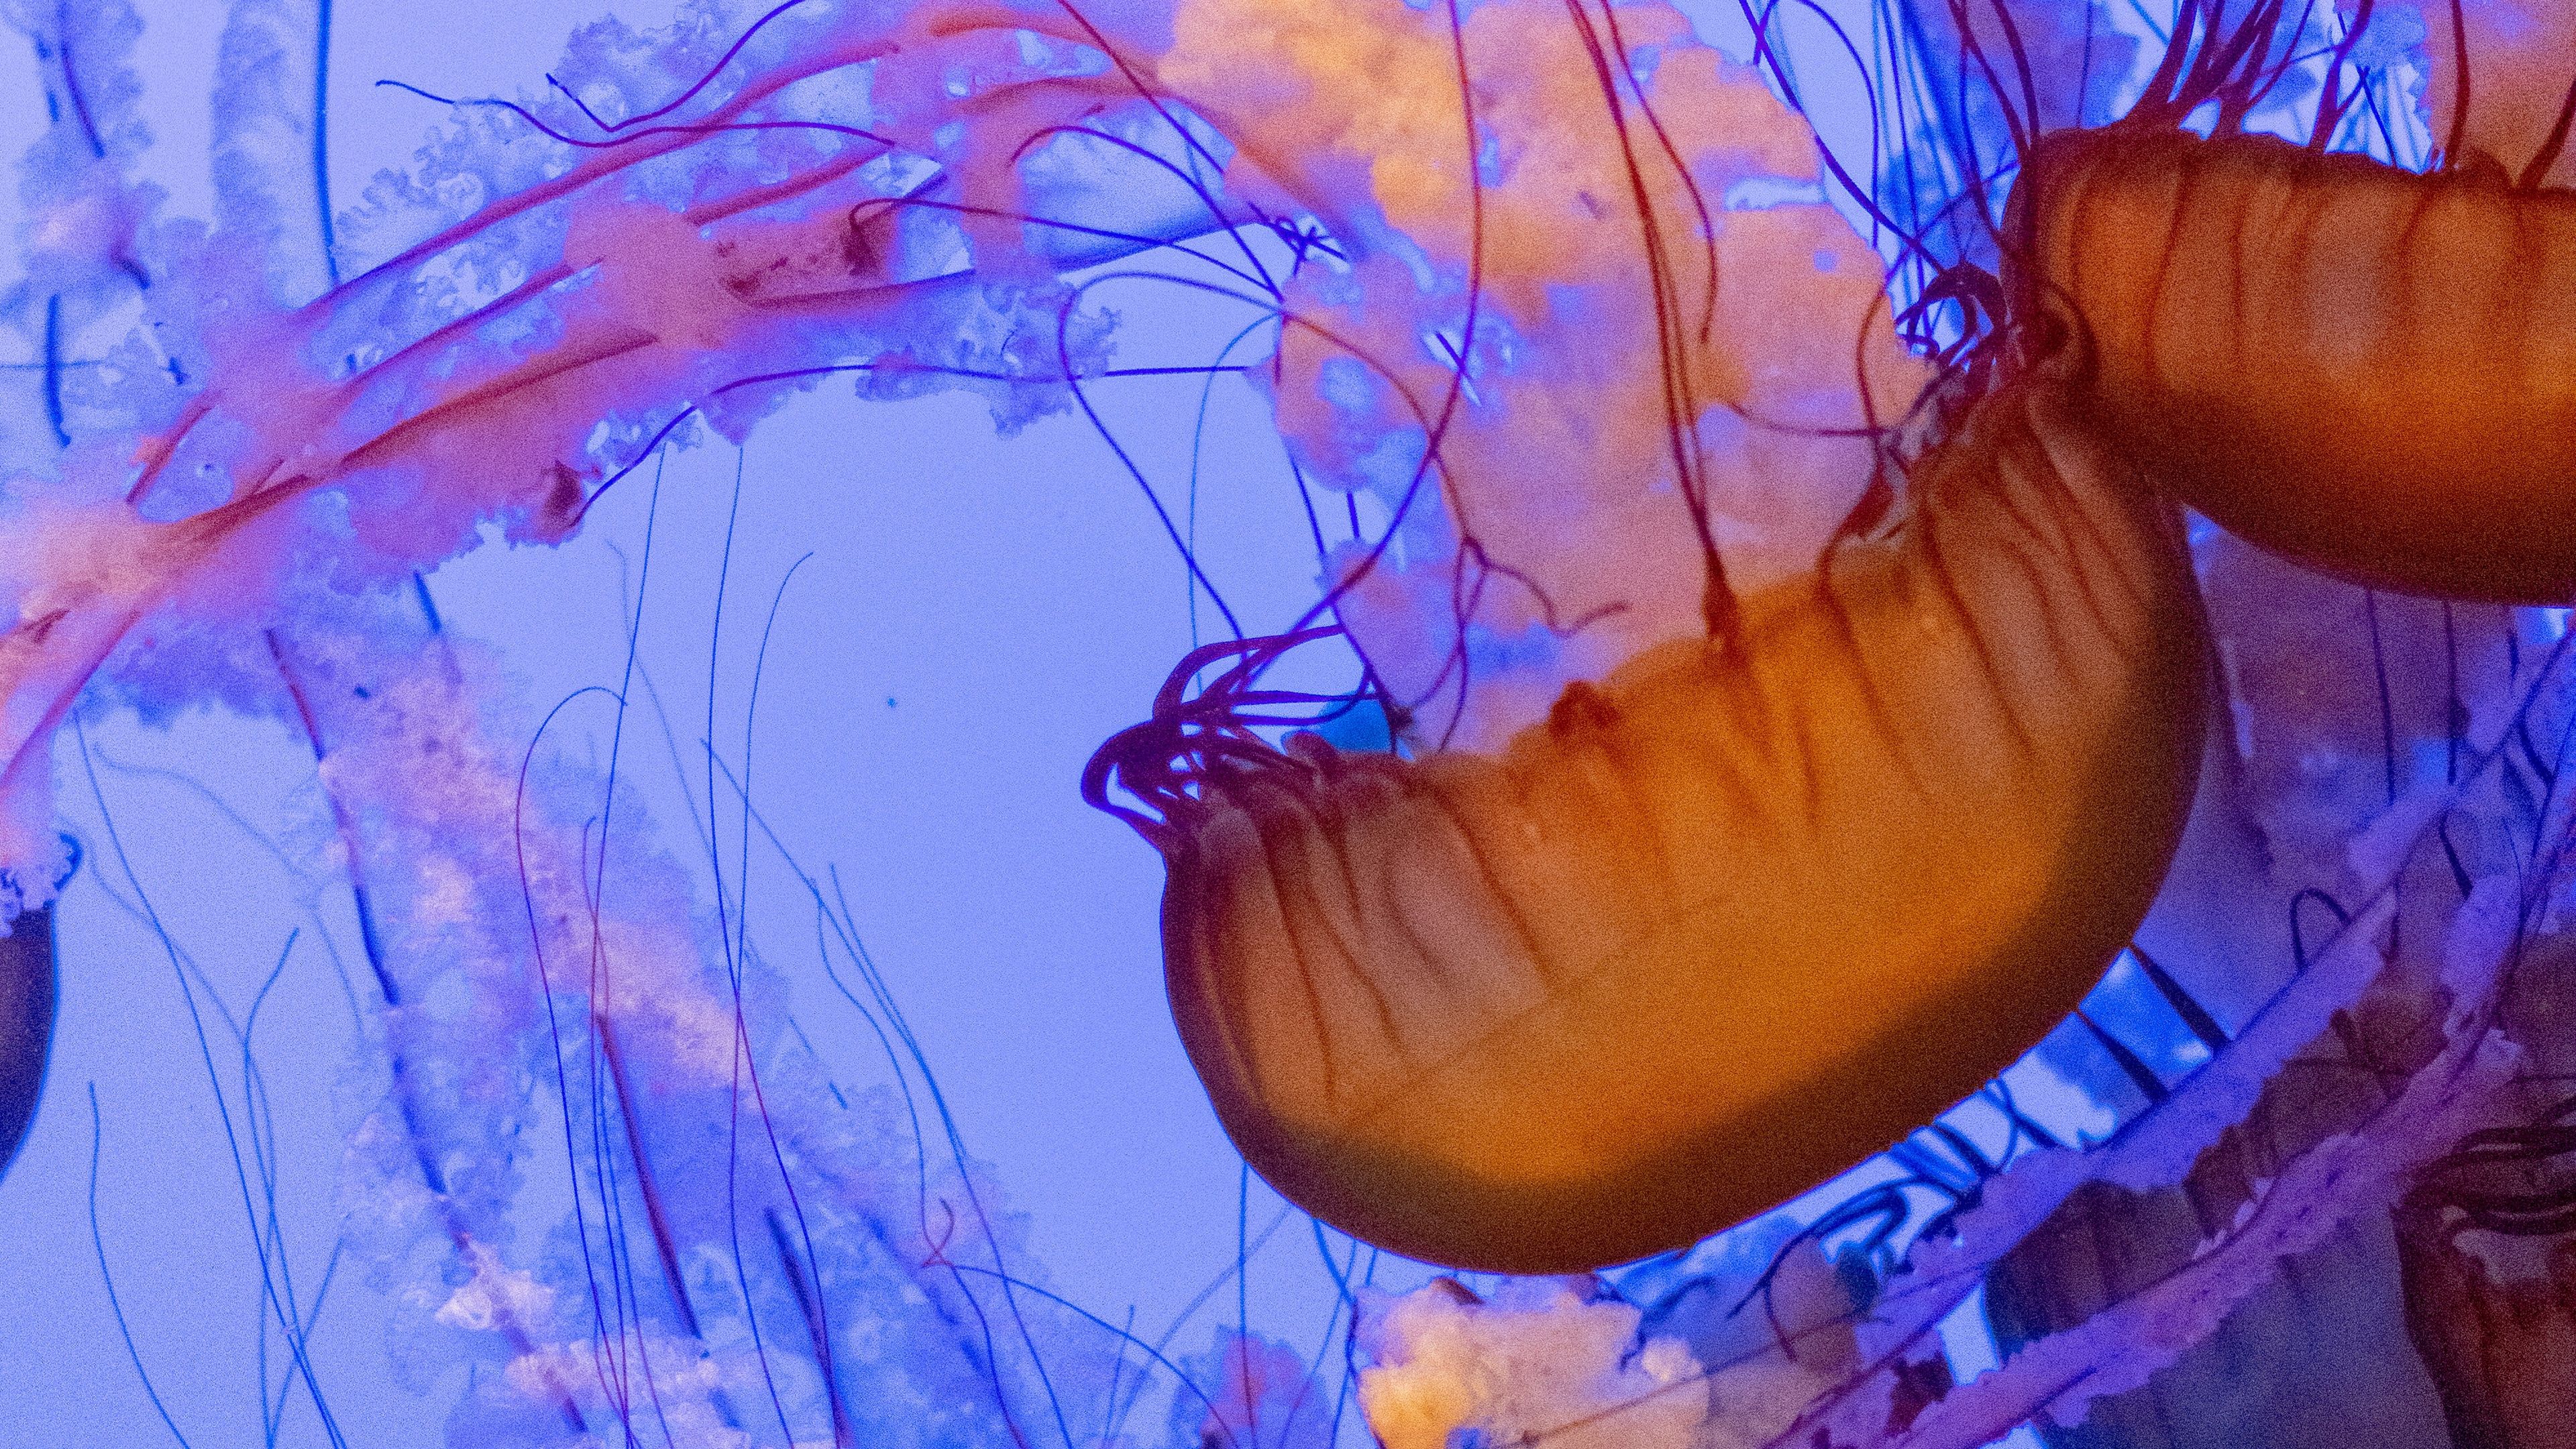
[0,1,2573,1448]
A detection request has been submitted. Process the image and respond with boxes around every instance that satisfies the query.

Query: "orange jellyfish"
[2012,0,2576,602]
[1088,0,2213,1271]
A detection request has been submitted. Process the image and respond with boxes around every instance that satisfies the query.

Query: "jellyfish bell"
[0,839,83,1182]
[1098,372,2210,1273]
[1076,0,2217,1274]
[2007,0,2576,604]
[0,905,57,1182]
[2012,124,2576,604]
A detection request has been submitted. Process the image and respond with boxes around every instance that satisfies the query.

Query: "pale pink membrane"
[2408,0,2576,184]
[1155,0,1929,751]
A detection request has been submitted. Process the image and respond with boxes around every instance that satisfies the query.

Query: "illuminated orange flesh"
[1161,384,2210,1272]
[2018,127,2576,603]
